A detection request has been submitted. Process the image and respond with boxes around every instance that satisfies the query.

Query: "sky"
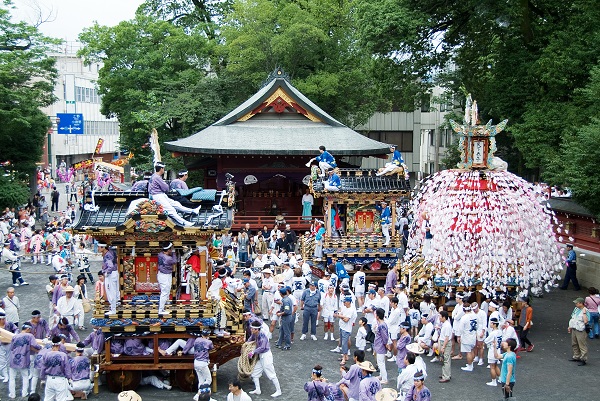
[11,0,145,42]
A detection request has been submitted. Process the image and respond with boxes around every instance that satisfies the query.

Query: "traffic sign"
[56,113,84,134]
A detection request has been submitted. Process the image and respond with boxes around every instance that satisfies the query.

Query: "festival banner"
[94,138,104,154]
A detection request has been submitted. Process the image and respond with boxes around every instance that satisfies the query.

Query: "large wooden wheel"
[106,370,142,393]
[176,369,198,392]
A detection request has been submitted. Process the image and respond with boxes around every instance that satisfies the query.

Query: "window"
[362,131,413,152]
[421,94,431,112]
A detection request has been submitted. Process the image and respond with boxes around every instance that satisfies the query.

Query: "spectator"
[50,187,60,212]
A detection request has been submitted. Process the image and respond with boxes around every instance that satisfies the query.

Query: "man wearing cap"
[375,201,392,246]
[336,296,358,365]
[56,286,80,326]
[300,282,321,341]
[28,310,49,340]
[276,288,293,350]
[8,322,41,398]
[241,279,256,312]
[560,243,581,290]
[157,242,177,315]
[68,342,93,397]
[260,268,275,321]
[247,320,282,397]
[323,168,341,192]
[376,144,404,176]
[40,335,73,401]
[357,361,380,401]
[148,162,199,227]
[99,242,119,316]
[568,297,590,366]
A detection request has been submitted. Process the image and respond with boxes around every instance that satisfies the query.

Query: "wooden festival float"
[300,166,411,284]
[403,96,563,304]
[71,177,245,393]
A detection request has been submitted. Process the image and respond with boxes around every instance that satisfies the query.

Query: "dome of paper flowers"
[405,96,563,297]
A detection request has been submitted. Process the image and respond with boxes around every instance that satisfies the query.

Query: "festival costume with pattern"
[68,354,93,394]
[8,331,41,398]
[304,379,330,401]
[376,149,405,176]
[358,374,381,401]
[315,150,337,176]
[148,172,196,227]
[157,251,177,314]
[41,349,73,401]
[102,249,119,315]
[248,330,281,396]
[192,337,214,392]
[376,204,392,245]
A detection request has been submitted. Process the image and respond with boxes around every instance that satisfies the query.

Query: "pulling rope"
[237,341,258,379]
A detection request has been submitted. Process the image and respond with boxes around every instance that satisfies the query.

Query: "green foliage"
[0,1,58,202]
[221,0,386,127]
[0,175,29,210]
[78,15,227,168]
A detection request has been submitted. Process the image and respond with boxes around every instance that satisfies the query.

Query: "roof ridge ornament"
[261,67,290,88]
[449,94,508,170]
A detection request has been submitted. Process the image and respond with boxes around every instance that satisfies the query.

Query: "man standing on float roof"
[148,162,199,227]
[157,242,177,316]
[99,242,119,316]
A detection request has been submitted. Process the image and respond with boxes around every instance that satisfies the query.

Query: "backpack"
[365,323,375,343]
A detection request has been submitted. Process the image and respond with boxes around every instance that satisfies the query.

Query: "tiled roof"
[312,169,411,194]
[165,77,391,156]
[73,191,233,230]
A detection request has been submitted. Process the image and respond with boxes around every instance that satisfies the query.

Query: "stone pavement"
[1,258,598,401]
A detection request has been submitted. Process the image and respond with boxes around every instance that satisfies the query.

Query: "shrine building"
[165,70,392,230]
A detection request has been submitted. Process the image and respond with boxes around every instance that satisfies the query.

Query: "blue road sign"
[56,113,84,134]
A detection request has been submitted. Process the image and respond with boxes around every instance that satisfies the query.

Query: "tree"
[138,0,233,39]
[354,0,600,183]
[0,0,58,196]
[221,0,387,127]
[78,15,227,168]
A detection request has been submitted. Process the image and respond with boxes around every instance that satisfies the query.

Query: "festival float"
[71,168,245,393]
[403,96,563,301]
[301,165,411,282]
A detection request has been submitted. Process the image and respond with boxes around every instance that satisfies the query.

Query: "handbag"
[82,298,91,313]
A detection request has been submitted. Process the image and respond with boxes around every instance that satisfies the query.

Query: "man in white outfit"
[148,162,199,227]
[99,243,119,316]
[157,242,177,315]
[56,286,81,326]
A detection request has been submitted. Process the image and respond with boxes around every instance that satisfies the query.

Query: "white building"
[42,42,120,175]
[356,87,456,180]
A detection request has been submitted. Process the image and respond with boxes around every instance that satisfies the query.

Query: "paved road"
[1,257,598,401]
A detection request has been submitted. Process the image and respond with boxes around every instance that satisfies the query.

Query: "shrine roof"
[72,191,233,231]
[548,197,594,218]
[312,169,411,195]
[165,76,391,156]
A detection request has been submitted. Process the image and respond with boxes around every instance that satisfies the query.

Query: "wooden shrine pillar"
[326,200,332,238]
[391,200,397,238]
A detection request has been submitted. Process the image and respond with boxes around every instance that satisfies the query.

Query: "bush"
[0,176,30,210]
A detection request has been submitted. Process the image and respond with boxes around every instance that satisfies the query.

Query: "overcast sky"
[11,0,145,42]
